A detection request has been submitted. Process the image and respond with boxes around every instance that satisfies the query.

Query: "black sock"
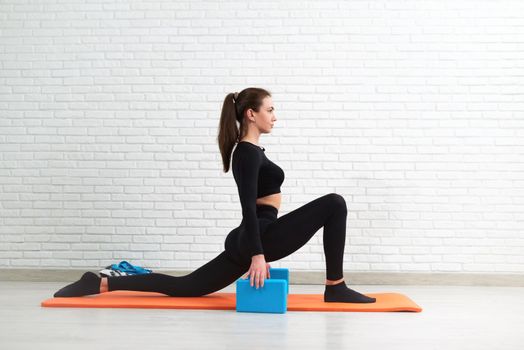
[324,280,376,303]
[53,272,101,297]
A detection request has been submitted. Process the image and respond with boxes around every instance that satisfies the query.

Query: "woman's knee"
[324,192,347,212]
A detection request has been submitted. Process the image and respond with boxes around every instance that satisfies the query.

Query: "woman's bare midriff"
[256,192,281,211]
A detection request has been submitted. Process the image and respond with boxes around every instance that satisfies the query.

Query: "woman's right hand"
[246,254,268,289]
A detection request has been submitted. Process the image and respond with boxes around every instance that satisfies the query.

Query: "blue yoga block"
[268,267,289,294]
[236,279,288,314]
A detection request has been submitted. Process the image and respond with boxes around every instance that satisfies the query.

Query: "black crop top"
[232,141,285,257]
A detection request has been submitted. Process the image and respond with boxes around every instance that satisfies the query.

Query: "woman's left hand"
[242,262,271,282]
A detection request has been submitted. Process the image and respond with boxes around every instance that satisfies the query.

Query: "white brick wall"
[1,0,523,274]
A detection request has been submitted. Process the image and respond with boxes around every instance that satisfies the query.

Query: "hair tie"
[233,91,239,104]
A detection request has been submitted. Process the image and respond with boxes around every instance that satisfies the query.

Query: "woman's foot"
[324,280,376,303]
[53,272,101,297]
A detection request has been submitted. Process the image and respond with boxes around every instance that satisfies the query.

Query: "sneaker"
[98,261,152,277]
[98,268,131,277]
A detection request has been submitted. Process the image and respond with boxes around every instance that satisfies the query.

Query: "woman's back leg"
[107,251,249,297]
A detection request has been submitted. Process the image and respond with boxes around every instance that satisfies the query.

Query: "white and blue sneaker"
[99,260,153,277]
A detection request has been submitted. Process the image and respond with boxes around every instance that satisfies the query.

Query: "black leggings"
[108,193,348,296]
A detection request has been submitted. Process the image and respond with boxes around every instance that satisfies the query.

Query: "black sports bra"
[233,141,285,198]
[231,141,285,256]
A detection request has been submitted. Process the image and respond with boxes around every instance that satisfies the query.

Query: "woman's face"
[248,96,277,134]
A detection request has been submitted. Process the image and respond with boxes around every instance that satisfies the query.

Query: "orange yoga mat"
[42,291,422,312]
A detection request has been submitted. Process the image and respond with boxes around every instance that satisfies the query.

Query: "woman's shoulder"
[234,142,263,156]
[232,142,263,165]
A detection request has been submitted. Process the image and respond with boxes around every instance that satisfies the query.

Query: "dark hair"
[217,87,272,172]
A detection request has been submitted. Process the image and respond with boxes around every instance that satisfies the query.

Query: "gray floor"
[0,282,523,350]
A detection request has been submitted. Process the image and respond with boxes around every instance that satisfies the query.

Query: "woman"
[53,87,376,303]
